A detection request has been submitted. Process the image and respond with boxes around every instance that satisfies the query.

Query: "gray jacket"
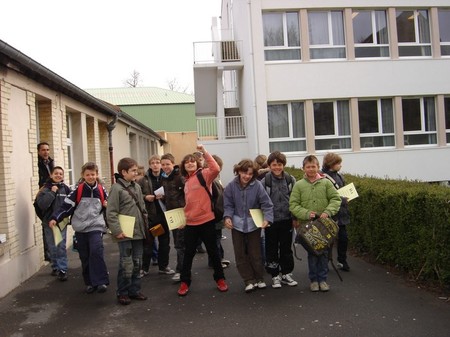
[223,177,274,233]
[261,172,296,222]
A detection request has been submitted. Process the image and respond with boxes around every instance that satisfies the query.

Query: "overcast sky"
[0,0,221,93]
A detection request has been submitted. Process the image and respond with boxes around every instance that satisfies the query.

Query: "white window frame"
[444,97,450,144]
[308,10,346,60]
[358,98,395,149]
[66,113,75,187]
[263,11,301,61]
[402,97,437,147]
[353,9,390,59]
[267,102,306,153]
[438,9,450,57]
[396,9,431,58]
[313,100,351,151]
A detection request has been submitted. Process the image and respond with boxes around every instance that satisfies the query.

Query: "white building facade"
[193,0,450,184]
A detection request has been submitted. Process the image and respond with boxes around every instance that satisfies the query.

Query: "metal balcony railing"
[193,41,242,64]
[197,116,246,141]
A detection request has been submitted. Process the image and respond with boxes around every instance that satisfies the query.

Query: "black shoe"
[129,292,147,301]
[118,295,131,305]
[337,261,350,272]
[51,269,58,276]
[196,246,206,254]
[97,284,107,293]
[85,285,95,294]
[57,270,68,281]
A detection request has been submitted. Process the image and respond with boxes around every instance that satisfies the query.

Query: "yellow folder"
[118,214,136,238]
[249,209,264,228]
[164,208,186,230]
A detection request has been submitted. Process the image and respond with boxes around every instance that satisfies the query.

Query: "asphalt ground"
[0,232,449,337]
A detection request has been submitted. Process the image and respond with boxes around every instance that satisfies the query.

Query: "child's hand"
[116,233,126,239]
[224,217,233,229]
[261,221,270,229]
[196,144,205,153]
[320,212,329,219]
[103,200,108,207]
[292,219,299,228]
[309,212,316,220]
[51,185,59,193]
[48,219,56,228]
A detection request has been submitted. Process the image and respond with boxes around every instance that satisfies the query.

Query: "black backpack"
[264,171,294,196]
[196,170,224,222]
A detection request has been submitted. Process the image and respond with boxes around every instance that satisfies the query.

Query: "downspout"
[107,114,118,185]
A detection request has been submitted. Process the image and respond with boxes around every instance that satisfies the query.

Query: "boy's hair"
[212,154,223,170]
[37,142,49,150]
[322,153,342,170]
[254,154,268,169]
[161,153,175,163]
[233,159,257,178]
[81,162,98,174]
[51,166,64,174]
[267,151,287,166]
[137,165,145,176]
[118,157,138,173]
[148,154,161,164]
[180,154,202,176]
[302,155,320,168]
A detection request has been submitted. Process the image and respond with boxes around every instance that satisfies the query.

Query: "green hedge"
[285,167,450,286]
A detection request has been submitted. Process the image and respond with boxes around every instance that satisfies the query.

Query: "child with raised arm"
[289,155,341,292]
[107,157,149,305]
[49,162,109,293]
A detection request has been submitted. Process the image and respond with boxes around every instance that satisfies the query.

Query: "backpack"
[264,171,294,196]
[74,182,108,227]
[295,216,339,256]
[196,170,224,222]
[33,197,49,221]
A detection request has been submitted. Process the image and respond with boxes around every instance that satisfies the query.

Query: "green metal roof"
[85,87,195,105]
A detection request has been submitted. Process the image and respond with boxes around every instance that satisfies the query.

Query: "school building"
[0,39,165,298]
[193,0,450,184]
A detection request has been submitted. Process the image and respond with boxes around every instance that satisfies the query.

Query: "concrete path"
[0,233,448,337]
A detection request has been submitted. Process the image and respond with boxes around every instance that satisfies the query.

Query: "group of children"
[35,147,350,304]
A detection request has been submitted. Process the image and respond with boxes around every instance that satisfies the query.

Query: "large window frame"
[263,11,301,61]
[358,98,395,148]
[402,97,437,146]
[267,102,306,153]
[438,9,450,56]
[313,100,351,150]
[353,9,390,58]
[396,9,431,57]
[444,97,450,144]
[308,10,346,60]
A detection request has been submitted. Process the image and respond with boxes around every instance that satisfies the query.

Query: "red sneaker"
[216,279,228,292]
[178,282,189,296]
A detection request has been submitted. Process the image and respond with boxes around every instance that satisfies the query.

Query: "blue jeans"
[76,231,109,287]
[117,239,143,296]
[43,224,68,272]
[308,251,329,283]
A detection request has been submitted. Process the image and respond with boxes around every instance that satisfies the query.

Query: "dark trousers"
[156,220,171,270]
[264,219,294,277]
[181,220,224,286]
[173,228,185,273]
[75,231,109,287]
[208,228,224,267]
[337,225,348,263]
[231,228,264,285]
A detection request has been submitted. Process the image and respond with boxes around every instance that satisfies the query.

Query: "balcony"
[197,116,246,141]
[193,40,244,67]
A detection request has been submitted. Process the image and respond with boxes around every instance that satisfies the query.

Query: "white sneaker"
[281,273,298,286]
[310,281,319,292]
[272,275,282,289]
[319,281,330,292]
[159,267,175,275]
[245,283,256,293]
[172,273,180,282]
[255,280,267,289]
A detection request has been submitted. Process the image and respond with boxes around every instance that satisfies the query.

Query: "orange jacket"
[183,152,219,225]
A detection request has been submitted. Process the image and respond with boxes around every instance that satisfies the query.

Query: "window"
[353,10,389,58]
[263,12,300,61]
[445,97,450,144]
[438,9,450,56]
[358,99,395,148]
[66,113,75,186]
[268,102,306,152]
[396,9,431,57]
[313,100,351,150]
[308,10,346,59]
[402,97,437,146]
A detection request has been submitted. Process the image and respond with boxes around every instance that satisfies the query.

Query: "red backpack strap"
[97,183,105,205]
[76,182,84,204]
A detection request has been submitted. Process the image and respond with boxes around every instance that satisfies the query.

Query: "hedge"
[285,167,450,286]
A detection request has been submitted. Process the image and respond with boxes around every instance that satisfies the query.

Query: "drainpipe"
[107,114,118,185]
